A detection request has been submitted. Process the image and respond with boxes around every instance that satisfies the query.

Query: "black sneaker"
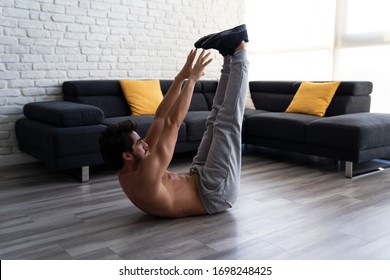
[201,24,249,56]
[194,33,215,48]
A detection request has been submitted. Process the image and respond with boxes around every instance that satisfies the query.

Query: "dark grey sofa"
[15,79,390,181]
[16,79,217,181]
[245,81,390,177]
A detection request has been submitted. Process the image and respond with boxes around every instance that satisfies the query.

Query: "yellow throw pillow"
[119,80,163,116]
[285,81,341,117]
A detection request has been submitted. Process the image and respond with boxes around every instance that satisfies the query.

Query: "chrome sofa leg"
[345,161,353,178]
[344,160,390,178]
[81,166,89,182]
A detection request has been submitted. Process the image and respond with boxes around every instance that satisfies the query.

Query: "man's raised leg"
[192,24,249,167]
[191,45,249,213]
[191,55,231,166]
[200,47,248,199]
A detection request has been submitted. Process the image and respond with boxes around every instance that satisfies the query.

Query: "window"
[246,0,390,113]
[246,0,335,52]
[245,0,336,81]
[342,0,390,45]
[335,0,390,112]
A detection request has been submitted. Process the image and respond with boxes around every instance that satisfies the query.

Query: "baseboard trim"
[0,153,38,167]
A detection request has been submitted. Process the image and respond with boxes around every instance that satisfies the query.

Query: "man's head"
[99,120,141,171]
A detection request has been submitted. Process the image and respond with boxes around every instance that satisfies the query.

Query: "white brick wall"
[0,0,245,166]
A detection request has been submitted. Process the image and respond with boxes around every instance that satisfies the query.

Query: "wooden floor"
[1,147,390,260]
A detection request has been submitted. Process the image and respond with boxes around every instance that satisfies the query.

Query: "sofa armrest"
[23,101,104,127]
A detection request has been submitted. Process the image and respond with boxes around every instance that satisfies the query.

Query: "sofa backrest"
[63,80,129,118]
[249,81,373,116]
[62,80,218,118]
[160,80,218,112]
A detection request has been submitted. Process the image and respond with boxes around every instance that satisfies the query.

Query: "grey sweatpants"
[190,49,249,214]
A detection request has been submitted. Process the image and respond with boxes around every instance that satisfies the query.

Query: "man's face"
[129,131,149,163]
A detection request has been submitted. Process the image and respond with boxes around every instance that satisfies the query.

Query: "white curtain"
[245,0,390,113]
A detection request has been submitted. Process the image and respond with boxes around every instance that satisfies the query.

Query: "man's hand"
[189,50,212,82]
[177,49,198,80]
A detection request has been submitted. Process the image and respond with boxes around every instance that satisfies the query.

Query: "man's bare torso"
[118,170,207,218]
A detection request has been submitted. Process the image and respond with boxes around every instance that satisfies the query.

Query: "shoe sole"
[194,33,215,48]
[202,24,247,49]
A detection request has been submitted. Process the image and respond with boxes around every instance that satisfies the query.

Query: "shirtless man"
[99,24,249,217]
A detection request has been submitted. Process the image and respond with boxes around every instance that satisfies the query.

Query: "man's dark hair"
[99,120,137,171]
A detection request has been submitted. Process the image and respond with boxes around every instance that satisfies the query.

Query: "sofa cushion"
[245,112,319,143]
[199,80,219,110]
[63,80,131,118]
[119,80,163,116]
[306,113,390,150]
[16,118,106,157]
[249,81,373,116]
[189,93,209,111]
[24,101,104,127]
[286,81,341,117]
[54,125,106,157]
[188,81,217,111]
[184,111,209,142]
[160,79,217,111]
[292,81,373,117]
[249,81,295,112]
[292,81,372,116]
[291,81,373,96]
[244,109,268,119]
[102,116,187,143]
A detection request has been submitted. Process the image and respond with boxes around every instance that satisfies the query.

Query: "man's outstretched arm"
[166,50,212,128]
[143,50,212,181]
[143,50,198,148]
